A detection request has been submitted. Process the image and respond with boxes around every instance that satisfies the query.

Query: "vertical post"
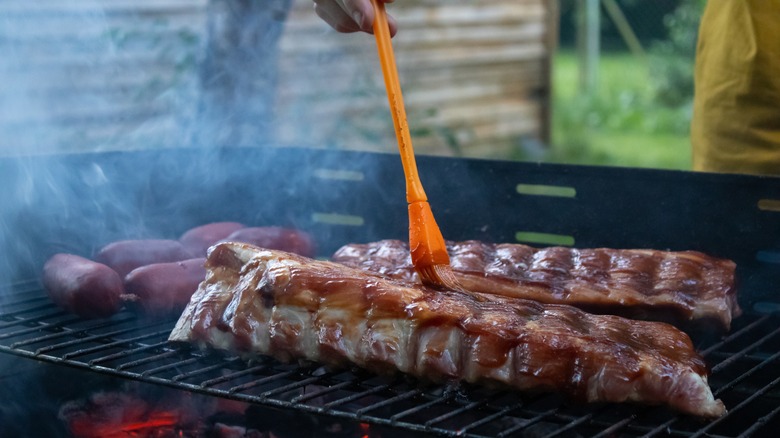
[541,0,560,146]
[577,0,600,94]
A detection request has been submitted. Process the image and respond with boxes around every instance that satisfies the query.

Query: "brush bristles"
[417,264,463,291]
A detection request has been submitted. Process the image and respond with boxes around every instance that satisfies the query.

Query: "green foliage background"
[549,0,705,170]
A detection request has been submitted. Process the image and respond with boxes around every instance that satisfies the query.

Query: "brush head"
[407,201,461,290]
[416,264,464,291]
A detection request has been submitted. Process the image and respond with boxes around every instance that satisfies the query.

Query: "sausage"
[222,227,315,257]
[42,254,123,318]
[123,258,207,316]
[179,222,245,256]
[95,239,193,278]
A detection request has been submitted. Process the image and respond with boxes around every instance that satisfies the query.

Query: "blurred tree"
[649,0,706,107]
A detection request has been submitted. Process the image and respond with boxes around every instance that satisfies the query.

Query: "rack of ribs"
[332,240,740,331]
[170,242,725,418]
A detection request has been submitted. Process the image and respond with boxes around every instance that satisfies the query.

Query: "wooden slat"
[280,24,545,52]
[2,97,171,125]
[0,20,202,42]
[2,114,180,153]
[279,59,545,86]
[0,0,207,15]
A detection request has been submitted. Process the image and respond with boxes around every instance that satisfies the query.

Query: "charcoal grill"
[1,147,780,437]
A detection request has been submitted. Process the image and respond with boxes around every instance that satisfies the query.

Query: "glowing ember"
[70,411,179,438]
[59,388,383,437]
[59,392,198,438]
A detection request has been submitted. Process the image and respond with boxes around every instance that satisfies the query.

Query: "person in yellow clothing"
[691,0,780,175]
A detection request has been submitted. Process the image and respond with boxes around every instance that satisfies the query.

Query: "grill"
[2,147,780,437]
[2,281,780,437]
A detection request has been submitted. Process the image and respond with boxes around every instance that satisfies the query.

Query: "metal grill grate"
[2,280,780,438]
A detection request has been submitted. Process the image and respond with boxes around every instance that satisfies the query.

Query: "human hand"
[313,0,398,36]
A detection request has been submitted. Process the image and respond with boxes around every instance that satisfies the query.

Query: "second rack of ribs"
[333,240,740,331]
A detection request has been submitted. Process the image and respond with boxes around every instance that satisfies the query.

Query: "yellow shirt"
[691,0,780,175]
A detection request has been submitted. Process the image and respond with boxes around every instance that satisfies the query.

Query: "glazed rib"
[332,240,740,330]
[170,242,725,418]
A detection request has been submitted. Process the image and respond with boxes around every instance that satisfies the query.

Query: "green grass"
[549,51,693,170]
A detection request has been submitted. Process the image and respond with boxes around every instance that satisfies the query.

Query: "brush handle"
[370,0,427,204]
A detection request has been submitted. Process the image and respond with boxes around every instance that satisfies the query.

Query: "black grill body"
[1,147,780,437]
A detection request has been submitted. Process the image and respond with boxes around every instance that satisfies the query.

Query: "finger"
[314,0,399,37]
[313,0,362,33]
[345,0,398,36]
[385,12,398,37]
[339,0,374,33]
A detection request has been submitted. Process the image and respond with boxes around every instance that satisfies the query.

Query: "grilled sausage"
[179,222,245,256]
[222,227,315,257]
[95,239,193,278]
[42,254,123,318]
[122,258,207,316]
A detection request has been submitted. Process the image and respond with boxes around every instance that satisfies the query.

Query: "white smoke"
[0,0,400,290]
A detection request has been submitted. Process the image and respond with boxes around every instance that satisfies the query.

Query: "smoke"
[0,0,364,155]
[195,0,292,148]
[1,2,191,154]
[0,0,387,271]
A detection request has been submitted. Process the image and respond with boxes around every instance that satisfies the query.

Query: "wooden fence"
[0,0,555,158]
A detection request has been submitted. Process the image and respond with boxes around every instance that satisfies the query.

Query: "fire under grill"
[1,280,780,437]
[2,147,780,436]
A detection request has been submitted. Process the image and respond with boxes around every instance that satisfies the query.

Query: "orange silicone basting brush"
[370,0,460,291]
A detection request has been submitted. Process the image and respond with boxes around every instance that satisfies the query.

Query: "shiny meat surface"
[332,240,740,330]
[170,242,725,418]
